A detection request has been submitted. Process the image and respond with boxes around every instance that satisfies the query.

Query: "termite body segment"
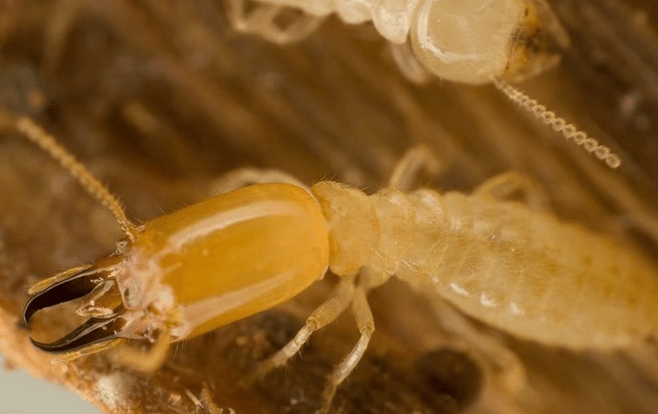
[131,183,329,340]
[315,181,658,350]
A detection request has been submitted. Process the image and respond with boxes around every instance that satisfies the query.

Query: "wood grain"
[1,1,657,413]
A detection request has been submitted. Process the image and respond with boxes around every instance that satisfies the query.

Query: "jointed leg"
[113,329,171,372]
[242,274,378,413]
[387,145,442,191]
[53,339,125,366]
[241,277,356,386]
[226,0,276,33]
[473,171,550,212]
[226,0,324,44]
[262,13,325,44]
[318,286,374,414]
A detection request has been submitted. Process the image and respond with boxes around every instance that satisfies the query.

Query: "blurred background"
[0,356,100,413]
[1,0,658,413]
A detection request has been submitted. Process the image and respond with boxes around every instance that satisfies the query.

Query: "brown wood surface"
[1,0,658,413]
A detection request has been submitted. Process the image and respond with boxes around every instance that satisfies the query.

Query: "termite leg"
[210,167,310,195]
[473,171,550,212]
[387,145,442,191]
[51,339,125,365]
[268,12,325,44]
[430,298,527,394]
[225,0,324,44]
[226,0,277,33]
[112,329,171,372]
[318,286,374,414]
[241,277,356,386]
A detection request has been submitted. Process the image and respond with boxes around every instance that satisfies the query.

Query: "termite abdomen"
[313,181,658,351]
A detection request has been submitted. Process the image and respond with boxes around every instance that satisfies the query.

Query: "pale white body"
[314,181,658,351]
[256,0,422,44]
[228,0,527,84]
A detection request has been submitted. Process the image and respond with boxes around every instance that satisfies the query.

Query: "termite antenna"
[13,116,138,242]
[491,77,622,169]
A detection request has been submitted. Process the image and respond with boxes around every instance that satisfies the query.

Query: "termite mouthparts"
[23,260,129,353]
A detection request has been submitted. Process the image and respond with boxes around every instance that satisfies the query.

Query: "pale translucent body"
[255,0,420,40]
[230,0,543,84]
[313,181,658,350]
[411,0,525,84]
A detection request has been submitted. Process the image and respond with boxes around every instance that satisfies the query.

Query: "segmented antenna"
[492,77,621,169]
[15,117,138,242]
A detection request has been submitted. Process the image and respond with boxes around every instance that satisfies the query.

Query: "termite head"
[22,246,175,355]
[410,0,569,84]
[23,256,128,354]
[504,0,570,82]
[23,182,333,358]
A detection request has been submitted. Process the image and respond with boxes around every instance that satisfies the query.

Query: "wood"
[1,0,657,413]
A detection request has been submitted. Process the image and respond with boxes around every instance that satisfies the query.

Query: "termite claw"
[29,313,126,354]
[23,266,111,325]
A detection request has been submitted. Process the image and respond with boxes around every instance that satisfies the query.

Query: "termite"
[227,0,623,169]
[227,0,562,84]
[12,113,658,414]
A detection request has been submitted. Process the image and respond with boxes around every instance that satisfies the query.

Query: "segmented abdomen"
[373,189,658,350]
[263,0,418,43]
